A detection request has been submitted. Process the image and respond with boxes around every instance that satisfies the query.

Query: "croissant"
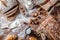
[0,0,19,21]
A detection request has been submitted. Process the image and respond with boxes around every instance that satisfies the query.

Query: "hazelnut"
[31,12,38,17]
[37,8,41,11]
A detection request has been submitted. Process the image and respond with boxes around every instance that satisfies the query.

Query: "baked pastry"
[0,0,60,40]
[5,34,17,40]
[0,0,17,13]
[0,0,18,21]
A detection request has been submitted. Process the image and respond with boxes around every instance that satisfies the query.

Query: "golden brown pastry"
[5,34,17,40]
[29,36,37,40]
